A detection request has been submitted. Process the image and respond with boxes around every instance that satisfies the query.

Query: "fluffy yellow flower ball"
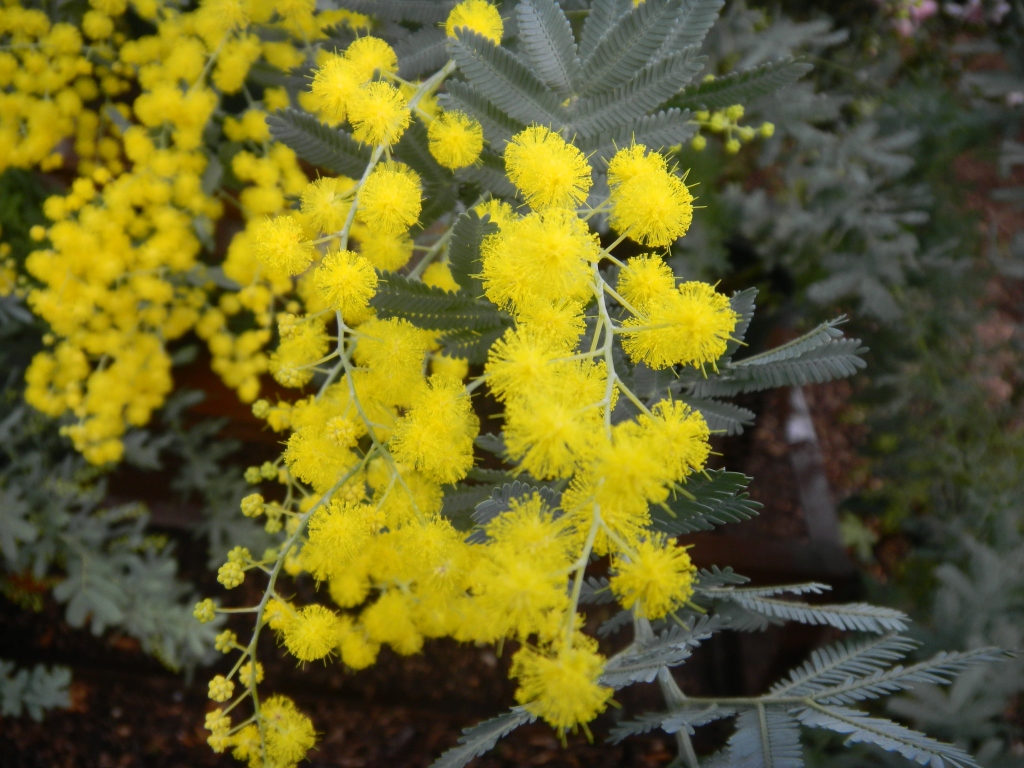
[344,36,398,81]
[445,0,504,42]
[427,110,484,169]
[607,143,694,246]
[390,374,480,484]
[261,696,316,765]
[283,604,340,661]
[348,81,411,146]
[610,536,698,619]
[504,126,592,210]
[253,216,314,276]
[314,248,377,315]
[510,636,612,731]
[357,162,422,234]
[300,176,354,233]
[309,54,360,123]
[617,254,676,313]
[621,281,739,370]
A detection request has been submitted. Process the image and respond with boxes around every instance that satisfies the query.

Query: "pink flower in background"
[910,0,939,20]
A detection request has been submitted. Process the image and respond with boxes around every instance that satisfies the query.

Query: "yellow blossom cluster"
[4,0,752,762]
[9,0,371,462]
[194,77,736,763]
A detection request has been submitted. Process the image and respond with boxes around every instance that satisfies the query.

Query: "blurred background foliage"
[0,0,1021,764]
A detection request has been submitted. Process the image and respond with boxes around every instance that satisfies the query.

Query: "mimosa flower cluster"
[182,3,741,759]
[11,0,368,462]
[4,1,998,767]
[3,0,768,764]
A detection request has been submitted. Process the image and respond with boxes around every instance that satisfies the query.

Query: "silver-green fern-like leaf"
[600,615,725,687]
[577,0,627,61]
[672,59,812,111]
[571,47,706,135]
[732,317,849,365]
[702,585,910,634]
[436,324,510,364]
[516,0,582,96]
[442,80,527,147]
[724,287,758,356]
[793,704,982,768]
[430,707,537,768]
[448,29,568,126]
[455,149,519,197]
[446,209,499,294]
[708,707,804,768]
[690,336,868,397]
[679,395,756,435]
[577,0,686,96]
[396,27,450,79]
[773,635,1009,706]
[655,0,725,60]
[609,705,735,744]
[695,565,751,588]
[0,660,71,722]
[578,108,697,161]
[334,0,453,24]
[770,634,918,699]
[266,109,370,178]
[649,469,761,535]
[370,273,505,332]
[579,575,616,605]
[439,483,494,530]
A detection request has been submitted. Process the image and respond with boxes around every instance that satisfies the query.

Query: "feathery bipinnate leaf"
[793,704,982,768]
[436,324,510,364]
[609,705,734,744]
[571,47,706,136]
[440,483,495,531]
[334,0,453,24]
[771,635,1009,705]
[705,340,868,395]
[267,109,370,178]
[695,565,751,589]
[771,634,916,698]
[448,29,568,126]
[680,395,755,435]
[516,0,581,95]
[689,318,867,397]
[455,148,519,197]
[396,27,449,79]
[448,209,499,294]
[598,609,634,638]
[467,480,560,542]
[370,272,504,332]
[580,576,616,605]
[733,317,850,366]
[577,0,624,61]
[649,470,761,535]
[600,615,724,688]
[579,108,697,161]
[725,287,758,357]
[655,0,725,58]
[701,584,910,634]
[671,59,812,111]
[442,81,527,147]
[717,707,805,768]
[578,0,685,96]
[430,707,536,768]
